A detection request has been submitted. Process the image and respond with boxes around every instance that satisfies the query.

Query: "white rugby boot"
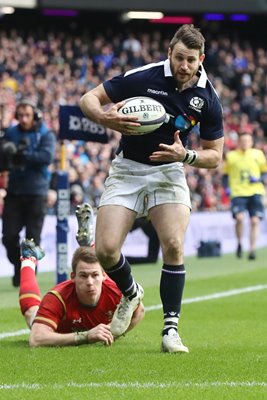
[161,328,189,353]
[110,283,144,337]
[75,203,95,247]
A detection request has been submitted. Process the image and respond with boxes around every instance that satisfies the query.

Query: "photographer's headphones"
[15,99,43,122]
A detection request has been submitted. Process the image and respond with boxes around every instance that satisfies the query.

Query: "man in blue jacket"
[2,99,56,287]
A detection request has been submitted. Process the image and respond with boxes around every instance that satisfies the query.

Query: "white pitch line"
[0,381,267,390]
[0,328,29,340]
[145,283,267,312]
[1,284,267,340]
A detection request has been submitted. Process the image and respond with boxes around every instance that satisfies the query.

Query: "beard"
[169,58,199,88]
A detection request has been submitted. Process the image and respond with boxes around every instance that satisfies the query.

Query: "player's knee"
[95,244,120,269]
[162,237,184,260]
[235,213,244,222]
[250,216,259,227]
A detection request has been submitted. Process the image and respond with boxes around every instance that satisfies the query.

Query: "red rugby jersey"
[33,276,122,333]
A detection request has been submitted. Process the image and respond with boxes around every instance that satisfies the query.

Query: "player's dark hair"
[71,247,99,273]
[169,24,205,54]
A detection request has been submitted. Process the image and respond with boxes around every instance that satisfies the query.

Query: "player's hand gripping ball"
[118,96,166,134]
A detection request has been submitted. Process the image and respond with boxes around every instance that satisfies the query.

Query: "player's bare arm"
[29,322,113,347]
[150,131,224,169]
[79,84,140,134]
[196,137,224,168]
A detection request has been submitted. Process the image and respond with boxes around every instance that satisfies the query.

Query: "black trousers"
[2,193,47,280]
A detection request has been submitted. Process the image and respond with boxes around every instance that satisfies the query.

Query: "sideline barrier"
[1,211,266,277]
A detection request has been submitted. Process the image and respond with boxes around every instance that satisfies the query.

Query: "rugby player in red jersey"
[19,204,144,347]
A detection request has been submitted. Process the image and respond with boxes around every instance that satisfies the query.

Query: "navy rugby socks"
[106,254,136,298]
[160,263,186,335]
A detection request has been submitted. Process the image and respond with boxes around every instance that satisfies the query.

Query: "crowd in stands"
[0,21,267,215]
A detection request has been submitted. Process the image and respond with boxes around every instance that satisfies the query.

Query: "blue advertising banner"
[59,105,108,143]
[56,171,70,283]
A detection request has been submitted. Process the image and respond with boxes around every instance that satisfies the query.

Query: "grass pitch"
[0,248,267,400]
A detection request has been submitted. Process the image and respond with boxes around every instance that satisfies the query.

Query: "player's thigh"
[248,194,264,219]
[231,197,247,219]
[149,203,190,245]
[96,205,137,252]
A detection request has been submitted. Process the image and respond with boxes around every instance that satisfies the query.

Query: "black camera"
[0,138,16,171]
[0,137,29,172]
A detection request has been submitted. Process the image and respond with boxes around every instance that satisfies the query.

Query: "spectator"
[2,99,56,287]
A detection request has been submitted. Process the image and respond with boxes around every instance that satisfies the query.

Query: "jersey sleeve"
[199,94,224,140]
[33,292,66,331]
[103,75,127,103]
[103,73,135,103]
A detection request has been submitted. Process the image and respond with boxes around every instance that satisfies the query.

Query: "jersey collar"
[164,59,208,88]
[197,64,208,88]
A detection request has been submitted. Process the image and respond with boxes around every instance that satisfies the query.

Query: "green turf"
[0,248,267,399]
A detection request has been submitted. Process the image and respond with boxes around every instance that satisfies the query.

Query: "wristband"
[182,149,198,165]
[75,331,88,345]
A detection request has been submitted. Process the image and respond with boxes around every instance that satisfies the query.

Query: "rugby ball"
[118,96,166,134]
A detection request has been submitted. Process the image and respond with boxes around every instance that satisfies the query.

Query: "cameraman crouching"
[1,99,56,287]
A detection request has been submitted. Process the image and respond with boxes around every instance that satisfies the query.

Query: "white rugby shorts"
[99,154,191,216]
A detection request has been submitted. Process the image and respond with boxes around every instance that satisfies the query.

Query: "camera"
[0,137,29,172]
[0,138,16,172]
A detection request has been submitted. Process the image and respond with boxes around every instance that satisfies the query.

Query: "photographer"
[1,99,56,287]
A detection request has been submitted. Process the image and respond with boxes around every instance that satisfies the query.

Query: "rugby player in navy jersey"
[80,24,224,353]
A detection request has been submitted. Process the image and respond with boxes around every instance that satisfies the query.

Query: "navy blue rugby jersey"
[103,59,224,165]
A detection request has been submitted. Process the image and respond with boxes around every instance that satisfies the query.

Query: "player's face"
[168,41,205,89]
[72,261,105,307]
[239,134,253,151]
